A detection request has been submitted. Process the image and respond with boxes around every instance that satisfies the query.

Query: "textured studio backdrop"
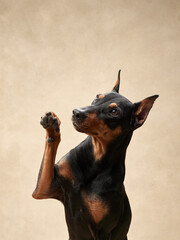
[0,0,180,240]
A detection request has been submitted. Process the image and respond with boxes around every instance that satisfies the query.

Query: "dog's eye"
[110,108,118,115]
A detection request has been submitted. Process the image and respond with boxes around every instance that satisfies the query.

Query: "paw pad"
[40,112,60,132]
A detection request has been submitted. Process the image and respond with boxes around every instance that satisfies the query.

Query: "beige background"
[0,0,180,239]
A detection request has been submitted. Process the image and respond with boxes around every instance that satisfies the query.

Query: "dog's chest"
[60,158,124,227]
[80,190,109,224]
[64,175,123,228]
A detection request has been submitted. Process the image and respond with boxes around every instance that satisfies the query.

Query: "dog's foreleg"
[32,112,63,201]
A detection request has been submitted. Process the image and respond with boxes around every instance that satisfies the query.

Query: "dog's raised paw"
[40,112,60,133]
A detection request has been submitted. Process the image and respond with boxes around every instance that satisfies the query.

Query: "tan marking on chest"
[92,125,122,160]
[82,192,109,224]
[59,161,73,181]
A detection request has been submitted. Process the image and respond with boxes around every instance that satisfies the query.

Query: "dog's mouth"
[72,120,99,136]
[72,121,86,133]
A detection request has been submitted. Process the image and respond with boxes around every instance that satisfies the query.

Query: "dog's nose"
[72,109,86,121]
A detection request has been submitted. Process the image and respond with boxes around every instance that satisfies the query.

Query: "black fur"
[33,71,158,240]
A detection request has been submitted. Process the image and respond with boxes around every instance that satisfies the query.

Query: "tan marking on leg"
[32,112,61,200]
[82,192,109,224]
[59,161,74,181]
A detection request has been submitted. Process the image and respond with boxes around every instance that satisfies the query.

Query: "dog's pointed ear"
[131,95,159,129]
[112,70,121,93]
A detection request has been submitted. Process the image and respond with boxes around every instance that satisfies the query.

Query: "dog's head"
[72,70,158,142]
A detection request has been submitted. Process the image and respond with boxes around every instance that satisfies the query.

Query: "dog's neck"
[92,136,108,161]
[91,131,133,163]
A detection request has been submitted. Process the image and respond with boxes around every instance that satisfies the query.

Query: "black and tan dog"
[32,71,158,240]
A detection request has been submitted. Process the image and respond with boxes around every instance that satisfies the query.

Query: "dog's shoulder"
[56,136,94,184]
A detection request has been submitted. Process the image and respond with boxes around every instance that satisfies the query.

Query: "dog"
[32,70,158,240]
